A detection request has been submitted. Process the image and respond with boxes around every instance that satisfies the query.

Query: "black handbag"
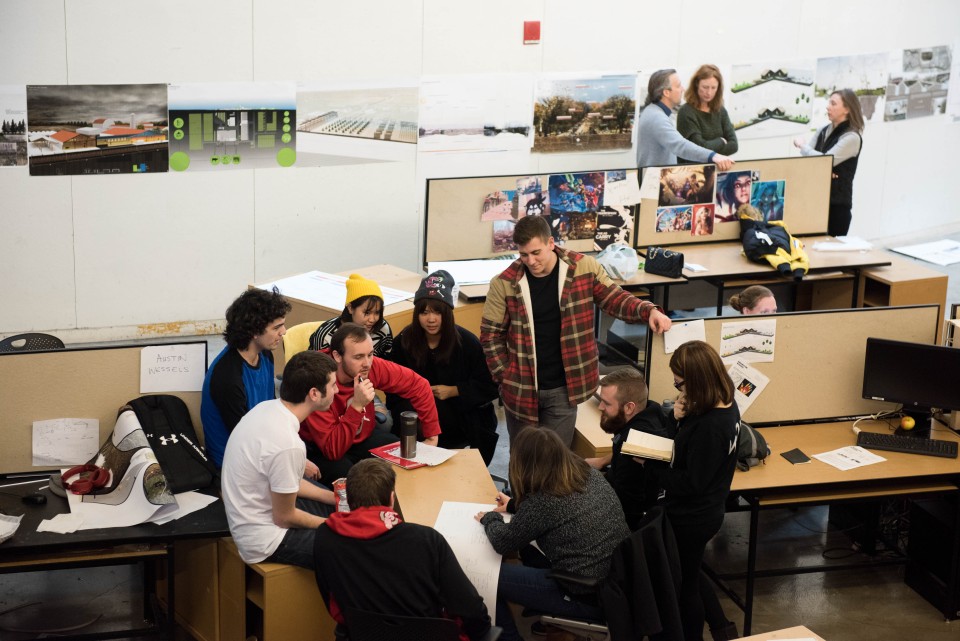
[644,247,684,278]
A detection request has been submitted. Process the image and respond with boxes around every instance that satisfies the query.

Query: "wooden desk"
[727,421,960,635]
[394,448,498,525]
[737,625,825,640]
[857,254,948,342]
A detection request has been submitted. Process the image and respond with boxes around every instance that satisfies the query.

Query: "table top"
[732,420,960,495]
[393,449,497,526]
[737,624,825,640]
[0,481,228,558]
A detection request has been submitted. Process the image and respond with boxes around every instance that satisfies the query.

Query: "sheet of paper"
[32,418,99,467]
[812,446,886,471]
[427,257,516,286]
[639,167,661,199]
[683,262,708,272]
[150,492,219,525]
[719,318,776,365]
[892,239,960,266]
[433,501,504,619]
[140,343,206,393]
[379,442,457,466]
[728,360,770,417]
[0,513,24,544]
[811,236,873,252]
[256,270,413,307]
[663,319,706,354]
[604,170,642,207]
[37,513,84,534]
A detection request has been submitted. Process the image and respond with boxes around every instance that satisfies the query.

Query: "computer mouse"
[22,493,47,506]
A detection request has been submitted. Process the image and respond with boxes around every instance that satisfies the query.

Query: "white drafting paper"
[32,418,99,467]
[256,271,413,307]
[150,492,218,525]
[604,170,642,207]
[433,501,505,619]
[728,360,770,417]
[812,446,885,471]
[892,239,960,267]
[0,513,24,544]
[663,320,706,354]
[140,343,206,393]
[37,513,84,534]
[639,167,661,200]
[428,257,516,286]
[379,442,457,467]
[719,319,776,365]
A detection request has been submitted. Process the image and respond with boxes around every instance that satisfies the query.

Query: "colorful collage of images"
[483,170,635,253]
[655,165,786,235]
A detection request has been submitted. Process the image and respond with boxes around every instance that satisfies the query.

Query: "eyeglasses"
[733,180,752,191]
[673,379,685,391]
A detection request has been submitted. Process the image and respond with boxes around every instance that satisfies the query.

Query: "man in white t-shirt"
[222,350,339,569]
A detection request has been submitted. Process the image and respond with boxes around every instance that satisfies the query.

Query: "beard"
[600,407,628,434]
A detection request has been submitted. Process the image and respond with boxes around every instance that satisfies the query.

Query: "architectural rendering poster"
[533,73,637,153]
[814,53,888,125]
[296,81,418,166]
[167,82,296,172]
[728,60,815,139]
[0,85,27,168]
[418,74,533,152]
[26,83,168,176]
[884,46,951,121]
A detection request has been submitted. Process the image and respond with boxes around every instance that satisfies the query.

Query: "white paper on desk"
[140,343,206,393]
[434,501,508,620]
[381,442,458,466]
[639,167,661,200]
[0,513,24,544]
[812,236,873,252]
[684,262,708,272]
[813,446,885,471]
[37,512,84,534]
[150,492,218,525]
[32,418,99,467]
[719,319,776,365]
[428,257,516,286]
[257,271,413,307]
[663,320,706,354]
[728,360,770,417]
[604,169,642,207]
[892,239,960,266]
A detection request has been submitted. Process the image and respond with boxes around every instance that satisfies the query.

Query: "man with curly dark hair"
[201,287,292,467]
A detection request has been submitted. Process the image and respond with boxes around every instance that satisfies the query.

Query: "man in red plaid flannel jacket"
[481,216,671,446]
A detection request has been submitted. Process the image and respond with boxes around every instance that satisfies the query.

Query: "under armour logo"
[159,435,179,446]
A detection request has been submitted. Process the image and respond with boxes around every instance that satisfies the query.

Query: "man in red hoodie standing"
[314,458,491,640]
[300,323,440,480]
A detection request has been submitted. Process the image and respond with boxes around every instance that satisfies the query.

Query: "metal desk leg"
[744,500,760,636]
[851,268,861,307]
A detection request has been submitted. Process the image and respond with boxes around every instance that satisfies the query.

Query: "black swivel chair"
[539,506,684,641]
[340,607,501,641]
[0,333,65,352]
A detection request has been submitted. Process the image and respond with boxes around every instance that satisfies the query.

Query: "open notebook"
[621,429,674,463]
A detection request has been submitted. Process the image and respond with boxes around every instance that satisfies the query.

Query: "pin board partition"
[634,155,833,248]
[423,168,640,264]
[0,342,207,476]
[646,305,939,425]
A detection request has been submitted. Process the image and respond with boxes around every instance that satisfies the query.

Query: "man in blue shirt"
[201,287,291,467]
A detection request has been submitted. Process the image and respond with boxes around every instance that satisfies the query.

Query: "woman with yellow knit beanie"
[308,273,393,356]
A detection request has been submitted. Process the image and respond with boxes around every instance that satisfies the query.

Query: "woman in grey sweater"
[476,427,629,641]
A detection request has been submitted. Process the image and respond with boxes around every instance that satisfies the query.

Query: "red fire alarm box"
[523,21,540,45]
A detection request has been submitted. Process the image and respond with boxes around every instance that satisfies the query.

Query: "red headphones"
[61,464,110,495]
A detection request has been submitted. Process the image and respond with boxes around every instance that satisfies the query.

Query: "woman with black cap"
[387,270,500,465]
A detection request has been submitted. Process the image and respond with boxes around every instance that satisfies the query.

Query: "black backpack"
[736,421,770,472]
[125,394,218,493]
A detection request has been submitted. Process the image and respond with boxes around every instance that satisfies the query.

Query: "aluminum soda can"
[333,477,349,512]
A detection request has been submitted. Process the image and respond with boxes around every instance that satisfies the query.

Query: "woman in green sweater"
[677,64,738,164]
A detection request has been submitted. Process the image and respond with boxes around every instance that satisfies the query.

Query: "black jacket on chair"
[599,506,684,641]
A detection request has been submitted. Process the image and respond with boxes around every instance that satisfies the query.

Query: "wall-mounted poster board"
[646,305,939,425]
[635,155,832,248]
[423,168,641,264]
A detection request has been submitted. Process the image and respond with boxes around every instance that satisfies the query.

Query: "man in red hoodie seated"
[300,322,440,480]
[314,458,492,640]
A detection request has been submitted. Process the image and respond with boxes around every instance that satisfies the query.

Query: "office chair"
[340,607,501,641]
[0,333,65,353]
[539,506,683,641]
[281,321,324,361]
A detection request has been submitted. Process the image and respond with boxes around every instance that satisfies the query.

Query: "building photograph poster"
[26,84,168,176]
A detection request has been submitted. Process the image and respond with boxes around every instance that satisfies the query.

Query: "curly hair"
[222,287,291,350]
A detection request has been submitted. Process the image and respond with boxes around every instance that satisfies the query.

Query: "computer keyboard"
[856,431,958,459]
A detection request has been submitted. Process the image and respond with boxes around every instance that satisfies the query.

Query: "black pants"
[307,429,398,481]
[672,516,724,641]
[827,202,852,237]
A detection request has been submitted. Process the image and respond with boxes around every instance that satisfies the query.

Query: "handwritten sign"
[140,343,206,393]
[32,418,99,466]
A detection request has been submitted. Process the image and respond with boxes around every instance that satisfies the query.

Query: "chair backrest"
[282,321,324,361]
[0,333,65,353]
[342,607,462,641]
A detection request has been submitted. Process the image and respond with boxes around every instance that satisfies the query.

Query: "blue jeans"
[495,562,603,641]
[504,386,578,447]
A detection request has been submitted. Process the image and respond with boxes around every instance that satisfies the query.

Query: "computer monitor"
[862,337,960,431]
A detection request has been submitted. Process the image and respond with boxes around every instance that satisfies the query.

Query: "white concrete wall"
[1,0,958,341]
